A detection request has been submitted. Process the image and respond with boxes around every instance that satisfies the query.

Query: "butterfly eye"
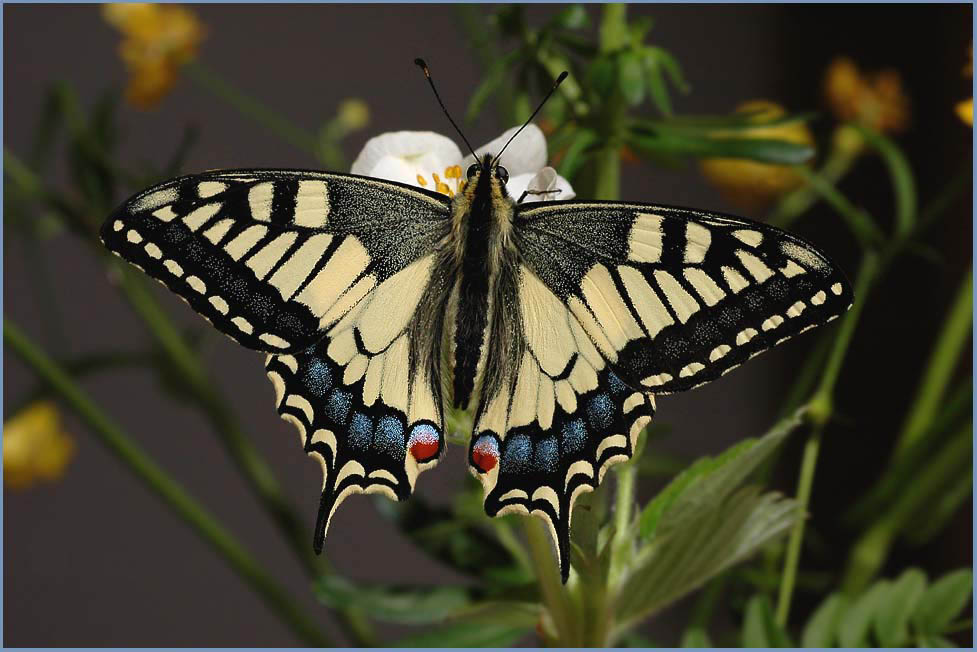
[496,166,509,184]
[466,164,480,179]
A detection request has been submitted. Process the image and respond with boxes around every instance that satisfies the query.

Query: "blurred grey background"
[4,3,971,646]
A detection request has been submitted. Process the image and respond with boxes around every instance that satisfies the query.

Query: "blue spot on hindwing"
[534,437,559,472]
[501,434,532,474]
[349,413,372,449]
[375,416,405,458]
[606,372,628,395]
[326,389,352,425]
[302,358,332,397]
[587,393,614,430]
[561,419,587,455]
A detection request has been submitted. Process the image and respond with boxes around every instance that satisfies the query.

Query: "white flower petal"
[351,131,463,178]
[462,124,547,176]
[366,156,429,187]
[506,167,576,203]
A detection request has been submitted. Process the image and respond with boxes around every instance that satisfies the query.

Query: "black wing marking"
[513,201,854,393]
[468,265,655,582]
[266,252,451,551]
[101,169,451,353]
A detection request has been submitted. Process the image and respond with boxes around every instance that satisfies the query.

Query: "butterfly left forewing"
[102,169,451,353]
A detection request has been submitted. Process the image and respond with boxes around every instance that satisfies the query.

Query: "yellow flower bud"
[336,99,370,131]
[102,3,205,109]
[3,401,75,490]
[699,100,814,213]
[823,57,909,133]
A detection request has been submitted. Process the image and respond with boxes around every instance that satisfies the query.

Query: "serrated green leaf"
[742,594,793,647]
[801,593,849,647]
[681,627,712,647]
[917,633,959,647]
[913,569,973,634]
[315,575,468,625]
[615,487,800,627]
[619,52,645,107]
[393,622,531,648]
[640,411,801,540]
[839,580,891,647]
[874,568,927,646]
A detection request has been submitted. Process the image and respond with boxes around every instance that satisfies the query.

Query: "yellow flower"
[4,401,75,489]
[699,100,814,213]
[957,43,972,127]
[824,57,909,133]
[957,99,973,127]
[102,3,205,109]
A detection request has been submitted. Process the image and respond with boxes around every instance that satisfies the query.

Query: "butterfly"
[101,62,852,582]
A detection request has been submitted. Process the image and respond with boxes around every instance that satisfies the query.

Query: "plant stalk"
[4,318,332,647]
[775,252,878,626]
[893,265,972,459]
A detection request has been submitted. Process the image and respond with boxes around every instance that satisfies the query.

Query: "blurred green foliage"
[4,3,971,647]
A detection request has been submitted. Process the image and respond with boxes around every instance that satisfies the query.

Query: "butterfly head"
[466,154,509,191]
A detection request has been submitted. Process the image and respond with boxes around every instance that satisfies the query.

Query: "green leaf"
[315,575,468,625]
[628,130,814,165]
[874,568,927,647]
[801,593,849,647]
[615,487,800,628]
[839,580,891,647]
[547,4,588,30]
[619,52,645,107]
[557,128,598,180]
[639,411,802,540]
[393,622,531,648]
[643,55,672,116]
[904,467,973,545]
[742,594,792,647]
[913,569,973,634]
[917,633,960,647]
[646,46,690,94]
[373,494,523,582]
[586,55,617,99]
[465,55,516,124]
[681,627,712,647]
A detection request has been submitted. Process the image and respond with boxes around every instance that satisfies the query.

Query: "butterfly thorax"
[448,155,516,409]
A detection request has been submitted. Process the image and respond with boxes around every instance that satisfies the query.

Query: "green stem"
[791,165,885,248]
[841,424,971,594]
[893,266,973,459]
[111,264,384,644]
[524,517,578,645]
[4,318,332,647]
[851,124,917,237]
[775,252,878,626]
[185,63,319,158]
[593,145,621,200]
[767,128,860,228]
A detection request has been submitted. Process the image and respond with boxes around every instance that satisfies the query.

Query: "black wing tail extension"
[472,366,654,582]
[266,340,445,552]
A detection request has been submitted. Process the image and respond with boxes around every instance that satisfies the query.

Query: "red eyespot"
[471,436,499,473]
[407,424,440,462]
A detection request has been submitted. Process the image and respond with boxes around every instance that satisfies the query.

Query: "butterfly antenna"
[414,58,479,161]
[493,70,568,167]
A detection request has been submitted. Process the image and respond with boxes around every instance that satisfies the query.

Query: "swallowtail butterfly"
[101,62,852,582]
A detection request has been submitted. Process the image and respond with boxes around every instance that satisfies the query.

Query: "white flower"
[351,124,574,202]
